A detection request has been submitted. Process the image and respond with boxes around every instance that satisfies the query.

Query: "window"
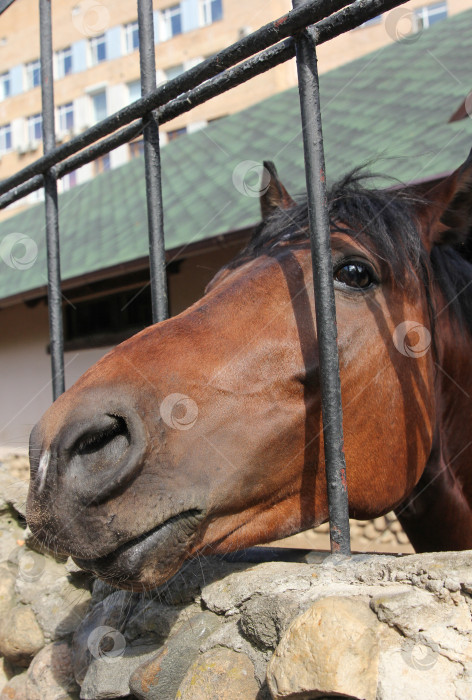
[56,46,73,79]
[414,2,447,29]
[165,64,184,81]
[0,123,12,154]
[64,287,152,349]
[58,102,74,133]
[125,21,139,53]
[27,113,42,142]
[199,0,222,26]
[167,126,187,141]
[61,170,77,191]
[129,139,144,159]
[92,91,107,122]
[127,79,141,103]
[89,34,107,65]
[26,59,41,89]
[94,153,110,175]
[0,72,10,100]
[161,5,182,40]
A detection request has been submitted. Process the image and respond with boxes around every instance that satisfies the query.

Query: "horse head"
[27,152,472,589]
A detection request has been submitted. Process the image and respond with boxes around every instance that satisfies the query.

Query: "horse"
[26,151,472,591]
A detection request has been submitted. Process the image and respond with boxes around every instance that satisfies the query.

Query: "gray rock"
[201,618,271,686]
[72,588,194,686]
[0,462,29,518]
[240,592,302,650]
[90,578,121,605]
[15,554,91,642]
[152,556,251,605]
[0,564,17,614]
[0,515,26,565]
[377,642,462,700]
[370,587,472,665]
[72,590,140,685]
[79,645,157,699]
[25,641,80,700]
[129,611,221,700]
[202,562,312,615]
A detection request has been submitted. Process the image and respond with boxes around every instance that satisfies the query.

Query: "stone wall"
[0,454,470,700]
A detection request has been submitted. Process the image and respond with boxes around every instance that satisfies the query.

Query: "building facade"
[0,0,468,221]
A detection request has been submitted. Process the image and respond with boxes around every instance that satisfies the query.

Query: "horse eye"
[334,262,375,289]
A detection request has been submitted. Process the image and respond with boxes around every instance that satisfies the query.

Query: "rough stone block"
[267,596,380,700]
[129,611,221,700]
[0,671,28,700]
[176,648,260,700]
[25,641,80,700]
[0,604,44,666]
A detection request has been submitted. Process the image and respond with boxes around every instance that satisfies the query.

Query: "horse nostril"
[62,411,145,504]
[69,414,130,484]
[72,414,130,460]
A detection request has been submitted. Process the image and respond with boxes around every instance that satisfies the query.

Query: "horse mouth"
[72,508,204,588]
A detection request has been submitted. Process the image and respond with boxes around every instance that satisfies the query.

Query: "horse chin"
[72,509,205,590]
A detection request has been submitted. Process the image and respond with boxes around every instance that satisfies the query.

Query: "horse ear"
[415,148,472,251]
[260,161,296,219]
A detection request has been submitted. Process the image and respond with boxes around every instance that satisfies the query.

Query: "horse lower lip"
[73,509,203,574]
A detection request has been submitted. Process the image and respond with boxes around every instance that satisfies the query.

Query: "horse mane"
[228,170,472,336]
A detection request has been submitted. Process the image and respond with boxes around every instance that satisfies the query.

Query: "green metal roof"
[1,8,472,303]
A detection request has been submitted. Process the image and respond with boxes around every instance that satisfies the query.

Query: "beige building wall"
[0,301,112,453]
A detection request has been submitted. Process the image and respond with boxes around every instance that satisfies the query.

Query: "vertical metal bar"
[39,0,64,399]
[137,0,168,323]
[292,1,351,554]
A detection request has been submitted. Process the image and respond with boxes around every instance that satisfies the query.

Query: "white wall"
[0,302,112,453]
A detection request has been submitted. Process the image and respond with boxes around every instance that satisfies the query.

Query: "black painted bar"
[293,2,351,554]
[137,0,168,323]
[39,0,64,400]
[0,0,410,212]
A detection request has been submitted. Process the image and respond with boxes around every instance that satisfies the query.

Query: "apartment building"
[0,0,467,219]
[0,0,295,209]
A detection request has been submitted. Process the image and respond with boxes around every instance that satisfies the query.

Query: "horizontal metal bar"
[0,0,407,212]
[0,0,359,197]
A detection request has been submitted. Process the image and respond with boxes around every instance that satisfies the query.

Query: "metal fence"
[0,0,408,555]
